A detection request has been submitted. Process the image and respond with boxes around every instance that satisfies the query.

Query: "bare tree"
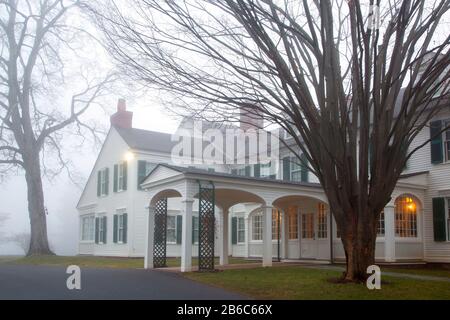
[92,0,450,281]
[0,212,10,240]
[0,0,115,255]
[6,233,30,254]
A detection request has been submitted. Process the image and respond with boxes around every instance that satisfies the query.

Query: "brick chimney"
[110,98,133,129]
[240,105,264,130]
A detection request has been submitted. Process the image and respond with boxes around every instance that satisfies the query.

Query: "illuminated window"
[288,207,298,240]
[317,204,327,239]
[302,213,314,239]
[378,211,385,236]
[395,196,418,237]
[272,210,281,240]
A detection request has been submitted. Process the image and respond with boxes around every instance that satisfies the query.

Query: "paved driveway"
[0,264,247,300]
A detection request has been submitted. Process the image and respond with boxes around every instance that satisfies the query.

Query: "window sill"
[80,240,95,244]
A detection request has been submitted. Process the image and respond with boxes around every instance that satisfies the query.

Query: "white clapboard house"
[77,97,450,272]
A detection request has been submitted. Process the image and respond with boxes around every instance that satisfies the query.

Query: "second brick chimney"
[111,98,133,129]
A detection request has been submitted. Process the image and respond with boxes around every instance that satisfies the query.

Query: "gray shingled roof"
[115,126,177,153]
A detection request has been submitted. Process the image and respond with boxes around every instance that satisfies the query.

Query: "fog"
[0,101,180,256]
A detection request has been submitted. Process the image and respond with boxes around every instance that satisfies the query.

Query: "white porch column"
[144,205,155,269]
[263,206,273,267]
[384,205,396,262]
[281,210,287,259]
[181,199,194,272]
[220,207,229,266]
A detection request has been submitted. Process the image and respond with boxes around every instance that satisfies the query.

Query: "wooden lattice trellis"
[153,198,168,268]
[198,183,215,271]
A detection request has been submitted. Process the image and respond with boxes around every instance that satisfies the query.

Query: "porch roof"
[142,163,322,189]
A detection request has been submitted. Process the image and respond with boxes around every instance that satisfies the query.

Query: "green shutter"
[254,164,261,178]
[95,217,99,244]
[113,165,118,193]
[105,168,109,195]
[123,162,128,191]
[113,214,118,243]
[300,154,309,182]
[103,216,107,244]
[245,166,251,177]
[137,160,147,190]
[283,157,291,181]
[430,120,443,164]
[176,215,182,244]
[97,171,101,197]
[433,198,446,242]
[231,217,237,245]
[122,213,128,244]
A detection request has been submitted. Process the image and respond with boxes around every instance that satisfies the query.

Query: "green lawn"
[382,266,450,279]
[3,255,254,269]
[185,266,450,300]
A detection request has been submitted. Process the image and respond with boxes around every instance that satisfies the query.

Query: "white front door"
[300,212,317,259]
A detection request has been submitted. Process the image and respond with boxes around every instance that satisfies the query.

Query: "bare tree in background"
[0,0,115,255]
[92,0,450,281]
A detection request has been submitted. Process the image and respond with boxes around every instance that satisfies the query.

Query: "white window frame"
[447,199,450,242]
[317,204,328,239]
[395,196,419,238]
[81,215,95,242]
[445,120,450,162]
[260,162,272,178]
[272,211,281,240]
[167,215,177,244]
[237,167,247,176]
[288,210,298,240]
[193,216,199,245]
[118,214,125,243]
[290,157,302,182]
[100,168,108,196]
[98,215,105,244]
[252,214,263,241]
[377,211,385,237]
[237,217,245,244]
[117,162,125,192]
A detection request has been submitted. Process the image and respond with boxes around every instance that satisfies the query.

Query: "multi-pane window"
[290,157,302,182]
[237,217,245,243]
[272,210,281,240]
[167,216,177,243]
[317,204,328,239]
[445,120,450,161]
[193,216,199,244]
[81,215,95,241]
[302,213,314,239]
[377,211,385,236]
[288,208,298,240]
[100,168,108,196]
[118,162,125,191]
[252,214,263,240]
[395,196,418,237]
[260,162,272,178]
[447,199,450,242]
[98,217,105,243]
[118,214,125,243]
[237,167,247,176]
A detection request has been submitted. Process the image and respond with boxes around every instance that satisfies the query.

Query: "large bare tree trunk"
[340,209,377,282]
[23,149,53,256]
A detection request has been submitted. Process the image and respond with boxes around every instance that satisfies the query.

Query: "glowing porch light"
[125,151,135,161]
